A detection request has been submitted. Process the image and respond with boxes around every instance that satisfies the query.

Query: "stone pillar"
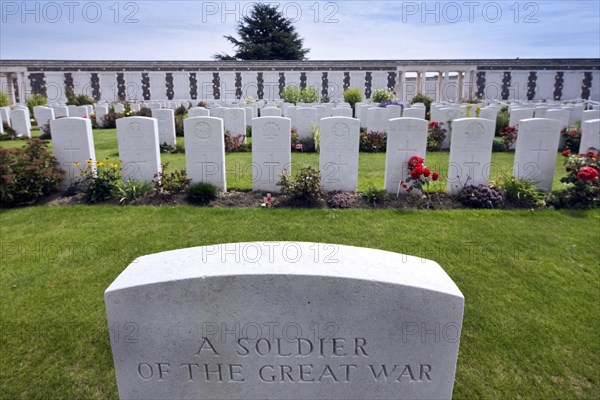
[436,72,443,101]
[469,70,476,100]
[397,70,405,102]
[442,71,450,102]
[416,71,422,94]
[457,71,465,102]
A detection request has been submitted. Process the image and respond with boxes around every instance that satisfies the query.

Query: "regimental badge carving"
[127,122,143,137]
[194,122,211,140]
[465,122,485,138]
[332,122,350,142]
[263,122,280,141]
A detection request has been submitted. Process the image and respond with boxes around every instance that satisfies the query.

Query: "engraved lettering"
[195,337,220,356]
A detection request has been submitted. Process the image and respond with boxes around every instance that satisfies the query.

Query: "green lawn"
[1,128,569,192]
[1,207,599,399]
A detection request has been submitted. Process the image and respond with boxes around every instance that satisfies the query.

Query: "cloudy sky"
[1,0,599,60]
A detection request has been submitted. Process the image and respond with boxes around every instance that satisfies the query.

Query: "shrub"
[458,184,504,209]
[38,123,52,139]
[26,93,47,114]
[372,88,396,103]
[67,93,94,106]
[281,86,300,104]
[410,93,433,119]
[327,191,355,208]
[0,139,64,207]
[343,88,363,112]
[0,91,10,107]
[175,105,187,116]
[359,131,387,152]
[113,180,152,204]
[299,87,319,103]
[427,121,447,151]
[297,137,316,152]
[224,131,250,152]
[492,138,508,152]
[361,185,388,206]
[101,112,124,129]
[321,95,330,103]
[496,106,509,135]
[197,101,208,108]
[291,128,299,150]
[277,166,325,206]
[76,158,121,204]
[499,125,518,148]
[562,127,581,152]
[154,162,190,195]
[188,182,219,205]
[136,107,152,117]
[175,115,184,136]
[549,150,599,209]
[246,125,252,138]
[0,123,18,141]
[498,175,546,208]
[160,142,185,154]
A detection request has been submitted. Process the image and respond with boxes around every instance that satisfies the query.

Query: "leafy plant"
[311,125,320,153]
[0,123,18,141]
[458,184,504,209]
[175,115,185,136]
[101,112,124,129]
[136,107,152,117]
[246,125,252,138]
[299,87,319,103]
[495,106,509,135]
[160,142,185,154]
[0,139,64,207]
[562,127,581,152]
[359,131,387,152]
[343,87,363,112]
[372,88,396,103]
[0,91,10,107]
[281,85,300,105]
[327,191,355,208]
[224,130,250,152]
[188,182,219,205]
[76,158,121,204]
[498,175,546,208]
[499,125,518,148]
[38,123,52,139]
[409,93,433,119]
[399,156,439,195]
[277,165,325,206]
[361,185,388,207]
[175,105,187,116]
[26,93,47,115]
[113,180,152,204]
[549,150,599,209]
[492,137,508,152]
[66,93,94,106]
[427,121,447,151]
[154,162,190,195]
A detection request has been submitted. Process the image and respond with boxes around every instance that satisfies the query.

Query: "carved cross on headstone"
[530,140,547,166]
[63,137,81,163]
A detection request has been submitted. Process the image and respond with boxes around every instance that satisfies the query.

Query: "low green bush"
[343,87,363,112]
[498,175,546,208]
[188,182,219,205]
[361,185,388,207]
[113,180,152,204]
[277,165,325,206]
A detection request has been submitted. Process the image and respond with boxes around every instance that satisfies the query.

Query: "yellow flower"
[86,159,93,165]
[110,163,118,168]
[97,162,105,167]
[72,162,81,167]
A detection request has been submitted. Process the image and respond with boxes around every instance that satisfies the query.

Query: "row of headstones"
[50,115,600,196]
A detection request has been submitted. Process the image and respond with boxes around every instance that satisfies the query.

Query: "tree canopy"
[213,4,309,61]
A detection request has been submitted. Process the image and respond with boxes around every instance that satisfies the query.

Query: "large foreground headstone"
[105,242,464,400]
[513,118,561,192]
[447,118,495,194]
[319,117,360,192]
[184,117,226,191]
[50,117,96,186]
[252,117,291,192]
[116,117,161,182]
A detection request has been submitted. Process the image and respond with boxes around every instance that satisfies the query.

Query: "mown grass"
[0,128,569,192]
[1,207,599,399]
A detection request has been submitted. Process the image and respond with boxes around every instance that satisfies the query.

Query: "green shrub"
[277,165,325,206]
[343,88,363,112]
[175,105,187,116]
[496,106,509,135]
[160,143,185,154]
[458,184,504,209]
[498,176,546,208]
[175,115,184,136]
[548,151,599,209]
[101,112,124,129]
[562,127,581,152]
[188,182,219,205]
[0,91,10,107]
[372,88,396,103]
[113,180,152,204]
[299,87,319,103]
[410,93,433,120]
[67,93,94,106]
[281,86,300,105]
[26,93,47,115]
[492,138,508,152]
[427,121,447,151]
[154,162,190,195]
[361,185,388,206]
[0,139,64,207]
[359,131,387,152]
[246,125,252,138]
[0,123,18,141]
[77,159,121,204]
[136,107,152,117]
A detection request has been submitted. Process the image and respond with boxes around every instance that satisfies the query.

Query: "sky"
[0,0,599,60]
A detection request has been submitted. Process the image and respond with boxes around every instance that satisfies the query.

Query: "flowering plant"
[427,121,447,151]
[551,150,599,208]
[74,157,122,203]
[561,127,581,152]
[499,125,518,148]
[378,100,404,109]
[398,156,439,196]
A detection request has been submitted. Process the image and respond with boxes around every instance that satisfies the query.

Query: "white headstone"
[10,109,31,138]
[534,106,549,118]
[33,106,55,133]
[319,117,360,192]
[116,117,161,182]
[130,104,141,112]
[545,109,570,130]
[508,108,535,127]
[294,107,318,140]
[243,107,255,122]
[114,103,125,113]
[386,105,404,119]
[366,107,388,133]
[153,109,177,146]
[579,119,600,154]
[50,117,96,186]
[478,108,498,128]
[188,107,210,118]
[105,242,464,400]
[402,107,425,119]
[252,117,291,192]
[260,107,281,117]
[96,105,109,128]
[223,108,247,136]
[71,106,90,118]
[331,107,353,118]
[384,118,429,194]
[315,105,329,122]
[211,107,225,119]
[582,110,600,122]
[513,118,562,192]
[67,105,78,116]
[184,117,226,191]
[447,118,495,194]
[357,104,372,128]
[0,107,10,125]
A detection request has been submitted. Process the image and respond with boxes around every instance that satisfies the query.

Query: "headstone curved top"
[105,242,464,400]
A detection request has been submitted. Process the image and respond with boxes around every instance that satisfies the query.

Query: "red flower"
[406,189,412,193]
[587,150,599,160]
[577,166,599,181]
[562,149,571,157]
[432,172,439,181]
[408,156,424,168]
[423,168,431,178]
[410,165,423,180]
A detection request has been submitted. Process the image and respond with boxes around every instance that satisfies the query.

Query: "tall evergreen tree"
[213,4,309,60]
